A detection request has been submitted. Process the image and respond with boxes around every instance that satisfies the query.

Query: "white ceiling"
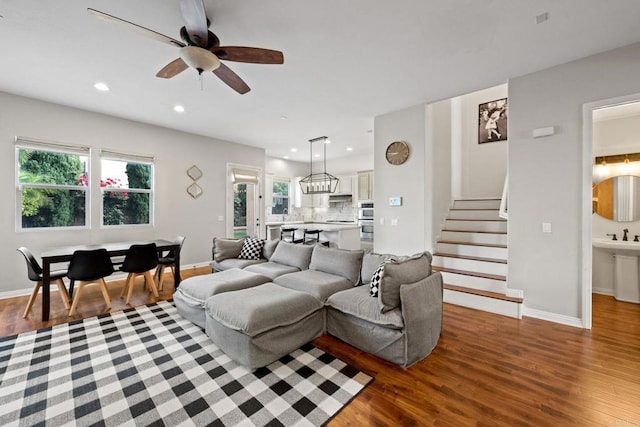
[2,0,640,162]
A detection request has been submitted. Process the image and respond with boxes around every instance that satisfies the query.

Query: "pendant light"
[299,136,340,194]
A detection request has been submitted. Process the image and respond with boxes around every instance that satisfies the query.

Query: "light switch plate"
[542,222,552,233]
[391,218,398,226]
[218,215,224,221]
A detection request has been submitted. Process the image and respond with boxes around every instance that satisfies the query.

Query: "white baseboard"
[522,306,584,328]
[592,287,614,296]
[0,261,213,301]
[506,288,524,299]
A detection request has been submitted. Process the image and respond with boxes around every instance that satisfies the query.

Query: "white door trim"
[226,163,263,238]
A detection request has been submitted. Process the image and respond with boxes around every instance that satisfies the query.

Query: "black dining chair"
[153,236,185,291]
[17,247,71,318]
[281,227,304,243]
[67,249,114,316]
[120,243,159,305]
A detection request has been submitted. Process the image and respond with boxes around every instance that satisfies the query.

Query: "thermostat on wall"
[389,197,402,206]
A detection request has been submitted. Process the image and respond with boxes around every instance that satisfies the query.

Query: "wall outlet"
[391,218,398,226]
[218,215,224,221]
[542,222,552,233]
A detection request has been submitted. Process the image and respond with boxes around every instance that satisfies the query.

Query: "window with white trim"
[271,178,290,215]
[16,138,89,230]
[100,150,154,226]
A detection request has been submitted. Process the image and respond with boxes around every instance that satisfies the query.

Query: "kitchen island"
[265,222,361,250]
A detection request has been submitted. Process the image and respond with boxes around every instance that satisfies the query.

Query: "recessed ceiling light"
[284,155,289,159]
[346,147,353,151]
[314,154,320,158]
[290,148,297,152]
[173,105,185,113]
[93,82,109,92]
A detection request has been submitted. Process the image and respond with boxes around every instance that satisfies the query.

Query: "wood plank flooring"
[1,268,639,426]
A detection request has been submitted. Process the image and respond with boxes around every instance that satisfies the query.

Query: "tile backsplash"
[265,203,357,223]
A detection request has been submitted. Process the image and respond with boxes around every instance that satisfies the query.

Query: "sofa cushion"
[369,262,385,297]
[379,252,432,313]
[361,252,397,286]
[211,258,266,272]
[205,283,323,337]
[238,237,265,260]
[244,262,301,280]
[309,245,364,286]
[268,241,314,271]
[326,286,404,329]
[263,239,279,260]
[274,270,352,302]
[212,237,245,262]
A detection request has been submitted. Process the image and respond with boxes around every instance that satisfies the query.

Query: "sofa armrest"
[400,271,443,367]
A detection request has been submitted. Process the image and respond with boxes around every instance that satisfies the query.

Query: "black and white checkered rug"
[0,301,372,426]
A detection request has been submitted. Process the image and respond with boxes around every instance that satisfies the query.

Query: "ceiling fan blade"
[212,47,284,64]
[156,58,189,79]
[213,63,251,94]
[88,8,185,48]
[179,0,209,47]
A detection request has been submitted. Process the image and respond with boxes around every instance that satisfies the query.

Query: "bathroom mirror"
[593,175,640,222]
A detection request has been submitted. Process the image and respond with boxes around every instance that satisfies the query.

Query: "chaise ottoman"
[173,268,270,328]
[204,283,324,369]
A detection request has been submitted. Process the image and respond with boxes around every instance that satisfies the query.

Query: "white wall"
[508,42,640,323]
[430,100,453,247]
[459,84,509,198]
[1,92,265,294]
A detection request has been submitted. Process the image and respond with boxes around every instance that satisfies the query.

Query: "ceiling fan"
[87,0,284,94]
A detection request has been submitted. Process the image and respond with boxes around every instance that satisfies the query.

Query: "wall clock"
[385,141,410,165]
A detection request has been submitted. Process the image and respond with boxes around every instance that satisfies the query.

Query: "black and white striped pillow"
[238,237,265,260]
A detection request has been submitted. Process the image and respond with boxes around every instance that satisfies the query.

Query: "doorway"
[583,92,640,329]
[227,164,262,239]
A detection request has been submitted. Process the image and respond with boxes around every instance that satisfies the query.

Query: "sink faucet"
[623,228,629,241]
[606,233,618,241]
[282,207,288,222]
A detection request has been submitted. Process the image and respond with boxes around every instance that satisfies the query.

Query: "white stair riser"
[433,256,507,276]
[437,242,507,259]
[440,272,507,294]
[440,231,508,246]
[444,289,522,318]
[445,220,507,233]
[449,210,501,220]
[453,199,501,210]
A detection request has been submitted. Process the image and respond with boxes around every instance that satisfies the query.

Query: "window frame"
[271,177,291,215]
[15,138,90,232]
[99,150,155,228]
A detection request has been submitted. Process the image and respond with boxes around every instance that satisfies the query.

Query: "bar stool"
[120,243,159,305]
[280,227,301,243]
[17,247,70,318]
[67,249,114,316]
[302,229,322,244]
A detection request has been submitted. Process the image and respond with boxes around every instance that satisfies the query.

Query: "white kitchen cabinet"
[334,175,355,195]
[357,171,374,201]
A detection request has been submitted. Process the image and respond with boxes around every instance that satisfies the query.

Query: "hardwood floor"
[1,270,639,426]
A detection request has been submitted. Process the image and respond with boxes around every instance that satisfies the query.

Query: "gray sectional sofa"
[176,237,443,369]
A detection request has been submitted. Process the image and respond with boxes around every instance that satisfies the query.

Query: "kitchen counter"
[265,222,361,249]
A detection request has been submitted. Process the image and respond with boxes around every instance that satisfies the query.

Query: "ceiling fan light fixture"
[179,46,220,73]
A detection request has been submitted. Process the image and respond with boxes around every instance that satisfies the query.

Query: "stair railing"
[499,171,508,219]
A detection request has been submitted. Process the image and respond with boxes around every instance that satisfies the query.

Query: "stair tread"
[438,240,507,249]
[444,284,523,303]
[443,229,507,235]
[432,266,506,281]
[434,253,507,264]
[446,218,507,222]
[453,198,501,201]
[450,208,500,211]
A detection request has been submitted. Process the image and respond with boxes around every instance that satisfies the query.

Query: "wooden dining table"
[39,239,181,321]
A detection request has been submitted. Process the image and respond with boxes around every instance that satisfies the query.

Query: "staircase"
[432,198,522,318]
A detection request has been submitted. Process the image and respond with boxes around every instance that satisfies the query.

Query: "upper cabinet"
[334,175,355,195]
[357,171,374,201]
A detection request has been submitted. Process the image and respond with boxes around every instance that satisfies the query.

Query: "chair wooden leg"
[23,281,42,318]
[145,271,159,297]
[98,278,111,309]
[56,279,71,310]
[156,267,165,291]
[125,274,137,305]
[120,273,133,298]
[69,282,85,316]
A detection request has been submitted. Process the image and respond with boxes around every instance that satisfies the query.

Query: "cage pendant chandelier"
[299,136,340,194]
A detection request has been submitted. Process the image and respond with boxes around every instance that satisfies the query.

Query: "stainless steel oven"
[358,202,374,220]
[359,219,374,241]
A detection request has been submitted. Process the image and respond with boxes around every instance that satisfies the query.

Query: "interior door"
[228,165,262,238]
